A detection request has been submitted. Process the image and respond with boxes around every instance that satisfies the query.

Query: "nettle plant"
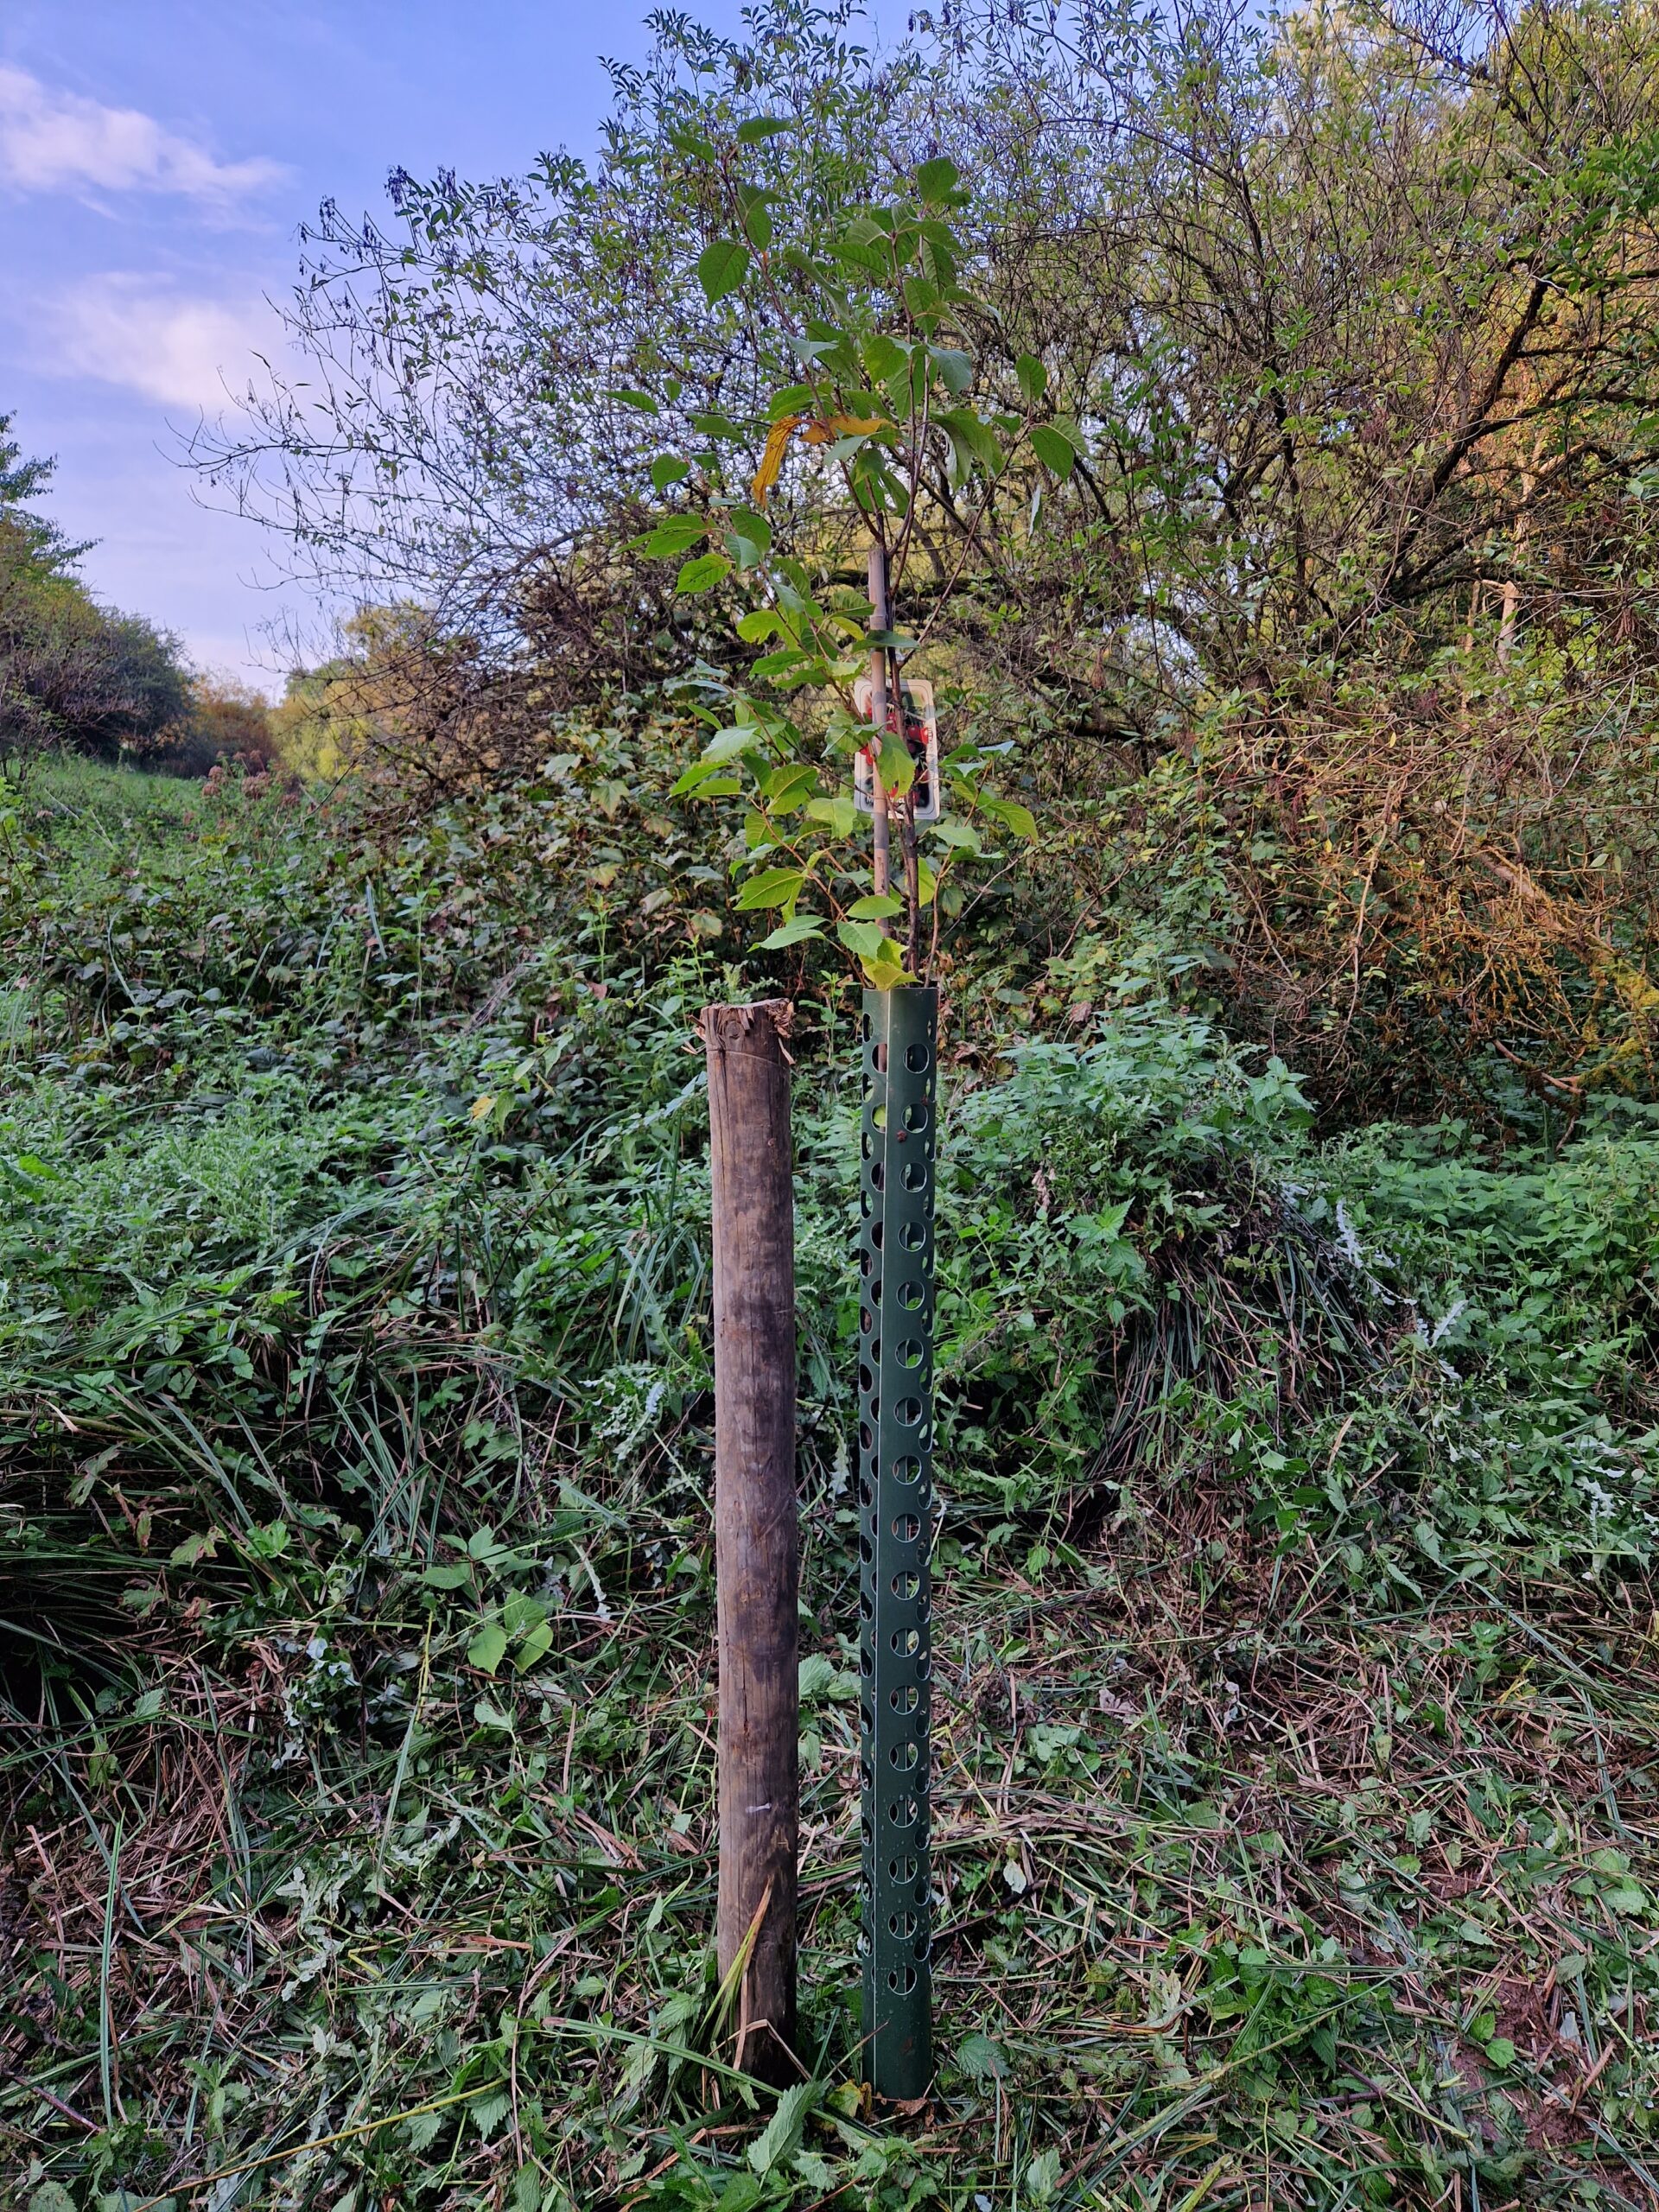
[627,130,1080,989]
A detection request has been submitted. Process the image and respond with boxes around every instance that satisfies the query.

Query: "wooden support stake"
[701,998,798,2084]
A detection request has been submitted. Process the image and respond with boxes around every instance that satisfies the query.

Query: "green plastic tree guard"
[857,983,936,2099]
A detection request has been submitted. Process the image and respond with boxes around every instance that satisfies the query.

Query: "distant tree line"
[0,413,272,779]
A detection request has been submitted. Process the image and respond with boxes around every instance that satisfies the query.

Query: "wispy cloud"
[0,65,283,204]
[43,276,283,411]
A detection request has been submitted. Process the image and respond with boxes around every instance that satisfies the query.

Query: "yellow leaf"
[751,414,804,508]
[803,412,889,446]
[469,1096,496,1123]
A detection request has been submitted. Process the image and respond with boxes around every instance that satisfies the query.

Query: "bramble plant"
[627,132,1073,988]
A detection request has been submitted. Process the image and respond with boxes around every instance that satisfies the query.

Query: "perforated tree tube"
[856,984,936,2100]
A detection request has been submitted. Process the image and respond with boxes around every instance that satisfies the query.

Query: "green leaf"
[1016,353,1048,404]
[1484,2037,1516,2069]
[467,1621,508,1675]
[761,762,818,813]
[697,238,751,304]
[929,817,982,851]
[860,938,914,991]
[836,918,886,961]
[748,2082,816,2176]
[735,608,782,644]
[759,914,825,950]
[422,1560,474,1587]
[846,893,903,919]
[981,797,1038,840]
[930,346,973,395]
[957,2031,1007,2082]
[917,156,961,202]
[735,867,805,911]
[736,116,793,143]
[650,455,690,491]
[1031,423,1077,477]
[609,388,658,415]
[514,1619,554,1672]
[677,552,732,595]
[806,794,858,837]
[645,518,708,557]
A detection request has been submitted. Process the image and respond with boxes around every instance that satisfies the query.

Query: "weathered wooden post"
[701,998,798,2084]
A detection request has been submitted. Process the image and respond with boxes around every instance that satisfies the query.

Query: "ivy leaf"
[759,914,825,950]
[1031,423,1077,477]
[697,238,751,304]
[467,1621,508,1675]
[677,552,732,595]
[735,867,805,911]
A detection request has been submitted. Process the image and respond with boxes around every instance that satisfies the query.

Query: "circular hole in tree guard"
[892,1513,921,1541]
[888,1910,917,1939]
[858,1533,873,1564]
[890,1627,921,1656]
[874,1042,887,1071]
[858,1363,874,1394]
[899,1338,924,1369]
[861,1645,874,1676]
[899,1220,925,1250]
[888,1854,918,1883]
[859,1590,874,1621]
[887,1794,918,1828]
[888,1682,918,1713]
[904,1100,930,1130]
[861,1014,872,1041]
[887,1964,918,1993]
[890,1571,921,1601]
[859,1304,873,1335]
[893,1455,921,1484]
[903,1160,927,1191]
[888,1740,918,1770]
[870,1276,882,1307]
[899,1280,925,1310]
[905,1042,930,1072]
[873,1103,887,1129]
[871,1161,885,1191]
[872,1223,884,1249]
[859,1422,874,1453]
[895,1396,922,1426]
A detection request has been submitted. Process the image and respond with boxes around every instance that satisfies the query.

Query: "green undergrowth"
[3,763,1657,2211]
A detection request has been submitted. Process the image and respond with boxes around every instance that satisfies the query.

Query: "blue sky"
[0,1,776,695]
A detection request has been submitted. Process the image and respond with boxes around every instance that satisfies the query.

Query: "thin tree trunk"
[701,998,798,2084]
